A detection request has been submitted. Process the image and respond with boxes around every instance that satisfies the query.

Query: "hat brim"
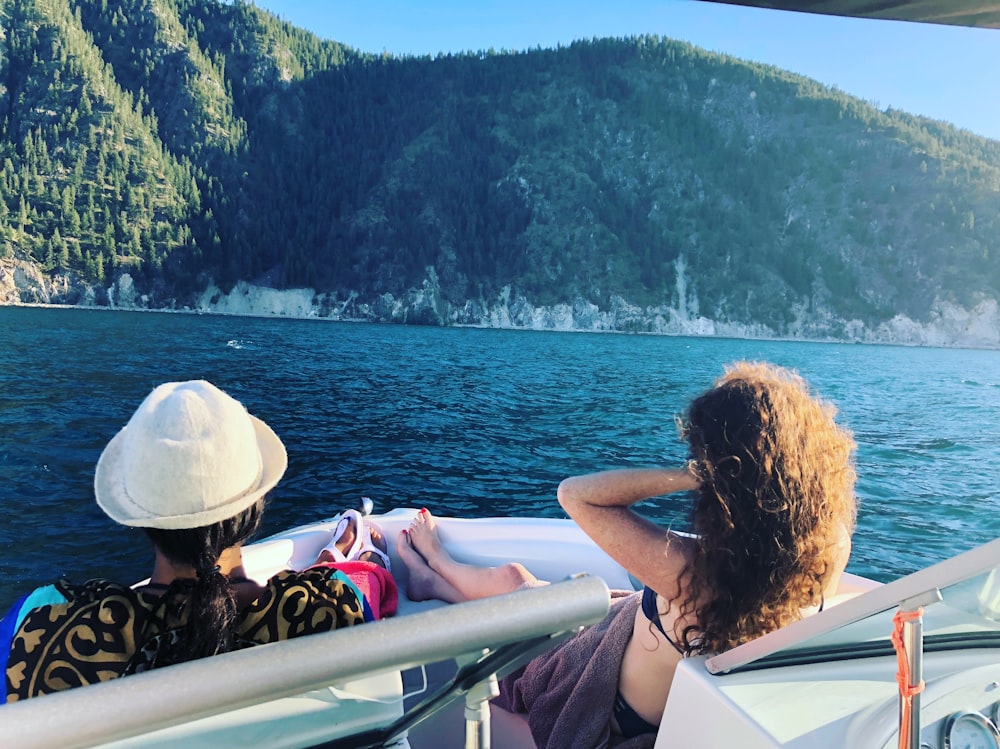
[95,415,288,530]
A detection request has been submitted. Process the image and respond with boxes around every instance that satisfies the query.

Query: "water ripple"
[2,308,1000,605]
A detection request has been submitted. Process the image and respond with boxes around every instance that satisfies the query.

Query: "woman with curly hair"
[397,361,857,747]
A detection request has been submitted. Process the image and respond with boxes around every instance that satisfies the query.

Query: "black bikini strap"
[641,587,667,636]
[641,587,686,654]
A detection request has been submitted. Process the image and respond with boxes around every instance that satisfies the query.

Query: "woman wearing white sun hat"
[1,380,394,702]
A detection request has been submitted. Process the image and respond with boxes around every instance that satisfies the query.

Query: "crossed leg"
[396,509,542,603]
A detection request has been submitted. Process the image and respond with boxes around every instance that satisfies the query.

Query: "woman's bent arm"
[557,468,698,594]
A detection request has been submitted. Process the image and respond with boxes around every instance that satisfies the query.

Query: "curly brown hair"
[675,361,857,655]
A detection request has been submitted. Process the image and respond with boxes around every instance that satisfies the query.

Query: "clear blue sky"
[254,0,1000,142]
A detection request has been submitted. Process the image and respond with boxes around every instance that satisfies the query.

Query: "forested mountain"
[3,0,1000,343]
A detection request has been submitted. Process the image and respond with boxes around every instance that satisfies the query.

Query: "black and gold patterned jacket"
[4,568,367,702]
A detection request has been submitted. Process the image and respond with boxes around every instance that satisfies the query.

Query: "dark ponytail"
[143,498,265,662]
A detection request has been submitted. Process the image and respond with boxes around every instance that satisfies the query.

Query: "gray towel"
[494,591,656,749]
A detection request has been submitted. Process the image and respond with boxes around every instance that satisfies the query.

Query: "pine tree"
[54,229,69,269]
[18,197,29,233]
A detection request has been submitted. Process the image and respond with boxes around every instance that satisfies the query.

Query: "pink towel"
[311,561,399,619]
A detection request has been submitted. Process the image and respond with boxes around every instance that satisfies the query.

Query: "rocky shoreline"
[4,255,999,349]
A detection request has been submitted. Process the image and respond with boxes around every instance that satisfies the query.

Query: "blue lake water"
[1,305,999,610]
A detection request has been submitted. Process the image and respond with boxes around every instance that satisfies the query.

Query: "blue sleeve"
[0,585,70,702]
[328,570,375,623]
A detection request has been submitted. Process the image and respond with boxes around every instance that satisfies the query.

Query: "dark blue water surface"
[2,306,999,609]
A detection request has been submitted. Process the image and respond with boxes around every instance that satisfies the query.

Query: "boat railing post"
[895,589,942,749]
[464,659,500,749]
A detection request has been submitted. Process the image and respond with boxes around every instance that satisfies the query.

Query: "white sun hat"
[95,380,287,530]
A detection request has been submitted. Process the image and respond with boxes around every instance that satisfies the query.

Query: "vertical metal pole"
[900,611,922,749]
[464,671,500,749]
[464,696,490,749]
[896,589,940,749]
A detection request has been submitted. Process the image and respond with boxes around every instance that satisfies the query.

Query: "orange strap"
[891,608,925,749]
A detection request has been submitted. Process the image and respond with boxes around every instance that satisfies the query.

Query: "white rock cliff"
[3,255,998,348]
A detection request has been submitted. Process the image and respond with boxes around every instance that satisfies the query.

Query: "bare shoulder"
[627,529,695,595]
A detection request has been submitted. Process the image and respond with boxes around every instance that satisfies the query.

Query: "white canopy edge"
[707,536,1000,675]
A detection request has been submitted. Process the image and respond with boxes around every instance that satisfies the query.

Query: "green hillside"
[2,0,999,336]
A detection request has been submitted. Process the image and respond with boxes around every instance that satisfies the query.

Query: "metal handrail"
[0,575,611,749]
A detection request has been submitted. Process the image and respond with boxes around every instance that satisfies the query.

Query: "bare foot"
[358,522,389,569]
[316,514,358,564]
[396,529,465,603]
[407,508,450,572]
